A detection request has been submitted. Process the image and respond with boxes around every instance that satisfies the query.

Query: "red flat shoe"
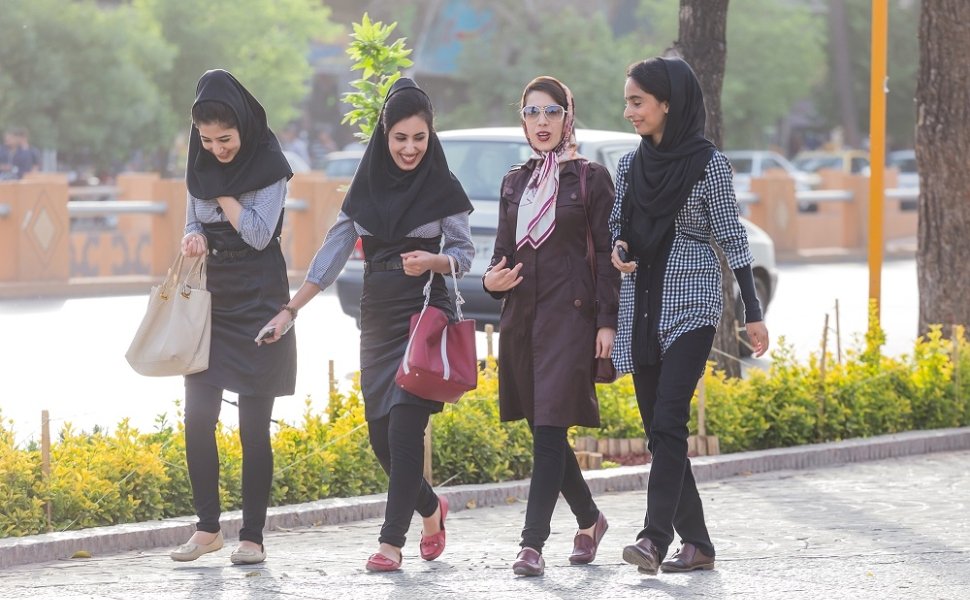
[419,495,449,561]
[365,551,402,572]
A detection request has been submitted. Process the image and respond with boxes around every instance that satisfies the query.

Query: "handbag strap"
[421,254,465,321]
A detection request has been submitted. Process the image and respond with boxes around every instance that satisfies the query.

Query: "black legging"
[368,404,440,548]
[184,380,275,545]
[520,424,600,552]
[632,325,716,560]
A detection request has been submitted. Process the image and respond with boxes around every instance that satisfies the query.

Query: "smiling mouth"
[400,154,419,163]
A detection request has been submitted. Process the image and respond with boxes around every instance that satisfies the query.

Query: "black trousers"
[520,425,600,552]
[368,404,440,548]
[632,325,716,560]
[184,380,275,545]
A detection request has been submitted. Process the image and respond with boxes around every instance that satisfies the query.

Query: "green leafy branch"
[341,13,414,142]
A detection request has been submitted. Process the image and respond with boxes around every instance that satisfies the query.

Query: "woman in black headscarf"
[171,70,296,565]
[260,78,474,572]
[609,57,769,575]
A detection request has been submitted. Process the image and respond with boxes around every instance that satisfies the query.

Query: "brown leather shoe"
[622,537,661,575]
[661,543,715,573]
[512,547,545,576]
[569,511,608,564]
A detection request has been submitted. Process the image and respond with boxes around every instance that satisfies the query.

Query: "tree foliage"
[445,1,640,131]
[722,0,827,149]
[0,0,173,169]
[0,0,337,172]
[340,13,414,142]
[813,0,920,150]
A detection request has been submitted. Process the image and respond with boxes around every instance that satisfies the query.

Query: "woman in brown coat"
[484,76,620,576]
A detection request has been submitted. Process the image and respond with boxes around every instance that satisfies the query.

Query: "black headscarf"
[623,57,716,366]
[622,57,716,261]
[186,69,292,200]
[341,78,472,242]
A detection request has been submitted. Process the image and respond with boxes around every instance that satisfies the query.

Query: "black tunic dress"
[359,235,453,422]
[186,214,297,398]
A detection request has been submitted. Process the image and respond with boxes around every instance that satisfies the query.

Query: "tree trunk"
[673,0,741,377]
[916,1,970,337]
[828,0,862,149]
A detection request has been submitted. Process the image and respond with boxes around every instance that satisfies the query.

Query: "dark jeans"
[632,326,716,560]
[184,380,275,545]
[520,424,600,552]
[368,404,440,548]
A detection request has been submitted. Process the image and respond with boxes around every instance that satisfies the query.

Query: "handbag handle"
[420,254,465,321]
[160,254,207,300]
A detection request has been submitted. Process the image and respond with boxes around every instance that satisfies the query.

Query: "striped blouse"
[184,177,288,250]
[609,150,754,373]
[305,210,474,290]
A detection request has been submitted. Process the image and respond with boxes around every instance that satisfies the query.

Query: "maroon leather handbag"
[579,160,619,384]
[395,256,478,403]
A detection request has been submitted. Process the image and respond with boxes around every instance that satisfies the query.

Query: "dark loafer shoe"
[661,543,715,573]
[622,537,661,575]
[569,511,609,564]
[512,547,545,576]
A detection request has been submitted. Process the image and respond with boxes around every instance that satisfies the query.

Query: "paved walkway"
[1,450,967,600]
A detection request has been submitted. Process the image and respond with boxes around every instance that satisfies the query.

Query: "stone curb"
[1,426,967,569]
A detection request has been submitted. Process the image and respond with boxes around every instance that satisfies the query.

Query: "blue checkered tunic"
[609,150,754,374]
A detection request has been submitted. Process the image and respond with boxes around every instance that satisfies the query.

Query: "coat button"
[574,299,583,308]
[570,192,578,200]
[504,186,514,196]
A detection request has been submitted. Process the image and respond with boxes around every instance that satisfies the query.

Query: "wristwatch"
[280,304,298,319]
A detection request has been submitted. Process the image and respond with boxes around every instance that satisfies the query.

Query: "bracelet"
[280,304,298,319]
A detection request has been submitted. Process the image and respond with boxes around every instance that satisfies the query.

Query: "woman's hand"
[611,241,636,273]
[745,321,769,357]
[256,309,293,346]
[595,327,616,359]
[400,250,441,276]
[483,256,524,292]
[181,233,207,258]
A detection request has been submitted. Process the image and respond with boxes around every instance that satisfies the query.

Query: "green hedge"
[1,322,967,538]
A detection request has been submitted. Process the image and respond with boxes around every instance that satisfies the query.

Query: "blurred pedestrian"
[483,76,620,577]
[611,57,769,576]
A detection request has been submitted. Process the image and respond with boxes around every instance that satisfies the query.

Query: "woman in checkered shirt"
[610,57,769,576]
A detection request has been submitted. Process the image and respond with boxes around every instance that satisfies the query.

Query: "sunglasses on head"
[520,104,566,121]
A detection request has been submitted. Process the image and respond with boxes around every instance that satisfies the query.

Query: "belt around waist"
[364,258,404,274]
[208,236,280,259]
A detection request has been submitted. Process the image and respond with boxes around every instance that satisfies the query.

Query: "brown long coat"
[489,159,620,428]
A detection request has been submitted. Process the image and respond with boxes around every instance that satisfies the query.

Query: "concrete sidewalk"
[0,429,968,599]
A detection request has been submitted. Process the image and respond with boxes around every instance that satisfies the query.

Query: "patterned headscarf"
[515,76,578,250]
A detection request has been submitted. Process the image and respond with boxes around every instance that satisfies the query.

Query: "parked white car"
[336,128,779,346]
[723,149,816,191]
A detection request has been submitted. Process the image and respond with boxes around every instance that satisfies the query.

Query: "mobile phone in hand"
[616,246,629,263]
[255,320,293,343]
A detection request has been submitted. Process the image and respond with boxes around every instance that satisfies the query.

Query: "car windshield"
[440,140,533,200]
[795,156,842,172]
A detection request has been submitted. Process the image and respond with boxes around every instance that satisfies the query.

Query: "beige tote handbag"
[125,253,211,376]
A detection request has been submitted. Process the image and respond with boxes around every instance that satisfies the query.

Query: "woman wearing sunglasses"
[611,57,769,575]
[484,76,620,576]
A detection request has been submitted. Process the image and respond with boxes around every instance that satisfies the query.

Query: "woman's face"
[623,78,668,144]
[522,90,566,153]
[197,122,241,163]
[387,115,429,171]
